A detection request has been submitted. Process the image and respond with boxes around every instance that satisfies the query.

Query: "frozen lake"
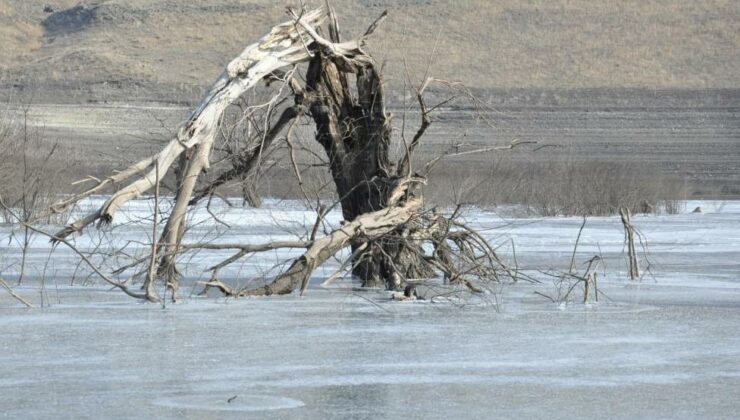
[1,200,739,418]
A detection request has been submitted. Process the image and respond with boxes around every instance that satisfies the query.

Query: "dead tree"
[47,6,515,302]
[619,207,640,280]
[582,255,600,303]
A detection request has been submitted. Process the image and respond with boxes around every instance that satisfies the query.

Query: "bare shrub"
[425,156,686,216]
[0,101,72,283]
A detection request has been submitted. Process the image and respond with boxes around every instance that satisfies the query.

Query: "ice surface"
[1,199,739,418]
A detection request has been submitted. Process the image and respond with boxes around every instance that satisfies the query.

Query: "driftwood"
[47,6,517,301]
[201,197,422,296]
[50,9,326,235]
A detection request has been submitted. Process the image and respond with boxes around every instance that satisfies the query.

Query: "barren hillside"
[1,0,738,103]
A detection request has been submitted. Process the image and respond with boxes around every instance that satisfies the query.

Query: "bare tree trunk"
[619,207,640,280]
[157,141,212,296]
[303,34,433,289]
[582,256,601,303]
[143,161,160,302]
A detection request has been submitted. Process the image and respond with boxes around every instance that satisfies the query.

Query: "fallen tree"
[46,5,518,302]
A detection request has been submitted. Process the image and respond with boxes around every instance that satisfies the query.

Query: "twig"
[0,197,152,301]
[534,290,556,303]
[569,215,587,274]
[0,276,33,308]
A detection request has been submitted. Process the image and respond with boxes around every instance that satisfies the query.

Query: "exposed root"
[194,196,517,298]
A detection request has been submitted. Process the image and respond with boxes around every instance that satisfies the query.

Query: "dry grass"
[425,158,686,216]
[1,0,738,104]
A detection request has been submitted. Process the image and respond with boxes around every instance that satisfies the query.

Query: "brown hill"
[1,0,738,102]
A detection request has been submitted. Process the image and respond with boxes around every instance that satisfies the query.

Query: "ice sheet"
[1,199,738,418]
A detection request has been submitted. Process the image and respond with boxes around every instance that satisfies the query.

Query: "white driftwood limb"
[50,155,156,214]
[143,160,160,300]
[296,197,421,295]
[205,197,422,297]
[52,8,327,239]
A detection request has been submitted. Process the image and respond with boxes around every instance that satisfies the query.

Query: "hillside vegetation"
[1,0,738,103]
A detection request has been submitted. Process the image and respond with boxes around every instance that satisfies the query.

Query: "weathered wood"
[189,105,303,207]
[582,255,601,303]
[203,197,422,297]
[43,6,517,301]
[297,23,437,287]
[51,9,327,239]
[143,160,160,301]
[619,207,640,280]
[48,8,330,297]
